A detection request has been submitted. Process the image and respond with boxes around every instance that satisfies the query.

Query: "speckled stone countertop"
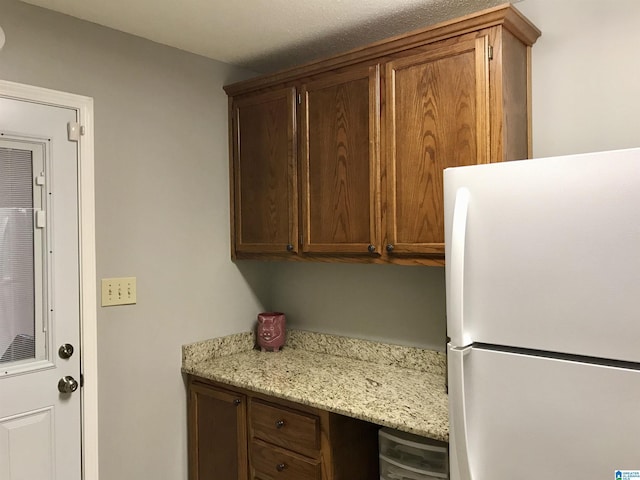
[182,330,449,443]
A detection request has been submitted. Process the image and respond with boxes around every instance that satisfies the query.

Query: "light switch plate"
[101,277,137,306]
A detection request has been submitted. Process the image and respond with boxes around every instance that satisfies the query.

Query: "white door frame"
[0,79,98,480]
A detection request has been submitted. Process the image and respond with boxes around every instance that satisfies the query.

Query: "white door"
[0,96,82,479]
[448,346,640,480]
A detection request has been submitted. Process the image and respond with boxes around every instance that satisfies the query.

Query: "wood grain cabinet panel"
[232,88,298,255]
[300,66,381,255]
[224,5,540,265]
[250,440,321,480]
[188,382,248,480]
[385,36,489,256]
[250,399,320,456]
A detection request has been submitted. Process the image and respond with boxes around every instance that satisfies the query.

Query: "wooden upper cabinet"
[300,66,381,254]
[232,88,298,255]
[224,4,540,265]
[385,36,489,256]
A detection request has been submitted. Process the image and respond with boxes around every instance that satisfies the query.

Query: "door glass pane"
[0,142,47,369]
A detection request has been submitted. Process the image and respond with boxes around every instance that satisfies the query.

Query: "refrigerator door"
[448,344,640,480]
[444,148,640,362]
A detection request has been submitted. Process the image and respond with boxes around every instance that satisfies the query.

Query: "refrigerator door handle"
[449,187,470,346]
[449,344,473,480]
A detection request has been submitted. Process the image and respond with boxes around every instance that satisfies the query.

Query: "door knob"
[58,343,74,359]
[58,376,79,394]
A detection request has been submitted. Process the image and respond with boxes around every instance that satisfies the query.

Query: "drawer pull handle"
[275,419,285,429]
[276,463,287,472]
[233,399,241,406]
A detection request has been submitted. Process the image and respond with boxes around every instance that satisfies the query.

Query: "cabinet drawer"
[251,439,321,480]
[250,399,320,454]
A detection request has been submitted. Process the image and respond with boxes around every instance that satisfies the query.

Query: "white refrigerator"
[444,148,640,480]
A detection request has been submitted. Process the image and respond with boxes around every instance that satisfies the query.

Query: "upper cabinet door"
[232,88,298,255]
[300,66,381,255]
[385,36,490,255]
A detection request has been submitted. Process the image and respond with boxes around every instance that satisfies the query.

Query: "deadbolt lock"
[58,343,74,359]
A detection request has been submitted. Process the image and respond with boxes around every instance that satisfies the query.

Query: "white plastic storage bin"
[380,455,446,480]
[378,427,448,478]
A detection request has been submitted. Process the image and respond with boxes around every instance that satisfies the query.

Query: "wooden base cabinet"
[225,4,540,265]
[188,381,248,480]
[188,376,380,480]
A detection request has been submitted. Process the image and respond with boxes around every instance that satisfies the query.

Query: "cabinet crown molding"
[223,3,540,97]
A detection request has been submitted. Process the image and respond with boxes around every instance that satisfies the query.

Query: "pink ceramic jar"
[256,312,286,352]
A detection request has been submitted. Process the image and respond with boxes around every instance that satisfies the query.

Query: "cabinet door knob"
[386,244,394,253]
[275,419,285,429]
[233,399,241,406]
[286,244,294,252]
[276,463,287,472]
[367,244,376,253]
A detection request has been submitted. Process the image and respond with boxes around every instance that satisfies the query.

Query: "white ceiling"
[21,0,516,73]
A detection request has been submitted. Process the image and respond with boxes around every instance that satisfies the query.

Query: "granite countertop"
[182,329,449,443]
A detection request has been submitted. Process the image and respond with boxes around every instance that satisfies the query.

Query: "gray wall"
[0,1,267,479]
[518,0,640,158]
[269,263,446,350]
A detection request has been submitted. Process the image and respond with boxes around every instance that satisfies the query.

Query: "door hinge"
[488,45,494,61]
[80,373,84,387]
[67,122,85,142]
[297,93,302,105]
